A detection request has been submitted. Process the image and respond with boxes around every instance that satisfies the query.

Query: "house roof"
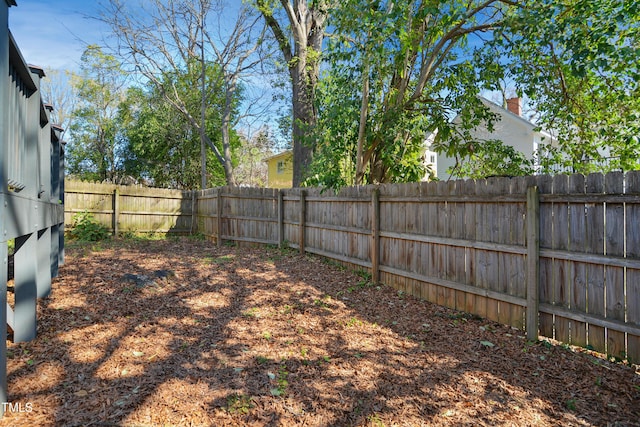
[263,150,292,163]
[478,96,553,140]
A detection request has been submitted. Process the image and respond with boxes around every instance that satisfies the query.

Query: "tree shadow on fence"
[0,238,638,426]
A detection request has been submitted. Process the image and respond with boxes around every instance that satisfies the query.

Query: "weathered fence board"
[605,172,625,359]
[65,181,193,234]
[551,174,571,344]
[539,175,554,337]
[627,171,640,362]
[586,174,606,354]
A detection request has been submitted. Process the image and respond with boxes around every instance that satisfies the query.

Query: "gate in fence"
[0,0,65,412]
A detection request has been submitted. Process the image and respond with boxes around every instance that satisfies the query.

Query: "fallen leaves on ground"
[2,238,639,426]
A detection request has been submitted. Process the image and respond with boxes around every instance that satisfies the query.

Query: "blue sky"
[7,1,286,142]
[8,1,107,70]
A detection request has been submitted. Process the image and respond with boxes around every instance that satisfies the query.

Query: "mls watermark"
[2,402,33,413]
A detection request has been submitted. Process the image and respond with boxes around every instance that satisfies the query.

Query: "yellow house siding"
[265,151,293,188]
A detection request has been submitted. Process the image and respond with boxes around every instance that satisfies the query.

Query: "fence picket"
[605,172,625,359]
[451,181,466,311]
[462,179,477,316]
[474,179,489,319]
[552,174,571,342]
[585,174,606,353]
[538,175,554,336]
[568,174,588,347]
[626,171,640,363]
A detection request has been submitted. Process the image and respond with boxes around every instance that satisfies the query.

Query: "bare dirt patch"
[2,238,639,426]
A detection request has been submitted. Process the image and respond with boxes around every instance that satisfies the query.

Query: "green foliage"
[450,139,535,179]
[67,46,128,182]
[306,0,640,185]
[269,363,289,397]
[68,211,111,242]
[119,61,242,189]
[255,355,271,365]
[495,0,640,172]
[345,317,362,328]
[307,0,513,189]
[226,393,253,414]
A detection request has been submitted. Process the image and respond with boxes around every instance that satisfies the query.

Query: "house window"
[430,155,436,164]
[277,161,285,174]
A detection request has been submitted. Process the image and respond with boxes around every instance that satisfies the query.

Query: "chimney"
[506,97,522,116]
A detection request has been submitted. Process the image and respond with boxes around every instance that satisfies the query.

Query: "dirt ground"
[1,237,638,426]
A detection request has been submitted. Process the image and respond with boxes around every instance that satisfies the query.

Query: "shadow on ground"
[1,238,639,426]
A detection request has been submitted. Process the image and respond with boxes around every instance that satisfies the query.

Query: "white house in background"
[425,97,555,180]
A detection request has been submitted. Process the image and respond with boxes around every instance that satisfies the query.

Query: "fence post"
[526,186,540,342]
[113,188,119,236]
[217,188,223,247]
[299,190,306,254]
[371,187,380,285]
[278,190,284,248]
[190,191,197,235]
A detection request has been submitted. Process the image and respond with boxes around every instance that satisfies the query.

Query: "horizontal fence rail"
[69,171,640,364]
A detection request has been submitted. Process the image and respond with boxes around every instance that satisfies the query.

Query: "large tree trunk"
[290,63,316,187]
[257,0,327,187]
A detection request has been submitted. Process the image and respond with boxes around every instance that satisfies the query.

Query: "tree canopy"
[495,0,640,174]
[59,0,640,188]
[67,46,127,182]
[119,63,242,189]
[307,0,514,188]
[306,0,640,187]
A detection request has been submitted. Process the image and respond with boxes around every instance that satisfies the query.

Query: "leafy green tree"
[100,0,271,187]
[119,64,242,189]
[309,0,514,188]
[67,46,127,182]
[119,86,210,189]
[255,0,331,187]
[450,139,534,179]
[496,0,640,173]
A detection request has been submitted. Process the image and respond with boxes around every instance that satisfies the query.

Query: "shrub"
[68,211,111,242]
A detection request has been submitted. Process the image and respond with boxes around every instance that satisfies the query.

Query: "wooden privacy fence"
[65,180,194,235]
[1,0,66,411]
[65,174,640,364]
[193,173,640,364]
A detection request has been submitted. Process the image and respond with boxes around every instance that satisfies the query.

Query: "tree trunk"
[257,0,327,188]
[200,132,207,189]
[221,81,237,186]
[291,67,316,187]
[221,107,236,186]
[355,57,370,186]
[200,32,208,190]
